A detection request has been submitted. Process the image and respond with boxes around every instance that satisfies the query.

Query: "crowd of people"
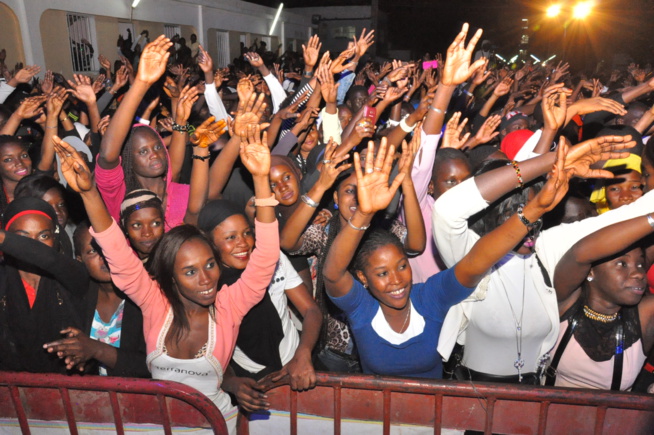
[1,20,654,432]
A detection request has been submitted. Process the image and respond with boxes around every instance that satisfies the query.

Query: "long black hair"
[147,225,218,343]
[120,125,168,194]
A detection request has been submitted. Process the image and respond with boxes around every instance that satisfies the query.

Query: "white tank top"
[147,309,238,433]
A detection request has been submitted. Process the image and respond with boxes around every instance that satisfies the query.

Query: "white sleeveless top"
[147,309,238,433]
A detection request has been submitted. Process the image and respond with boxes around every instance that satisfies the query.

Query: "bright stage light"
[269,3,284,36]
[546,4,561,17]
[132,0,141,7]
[573,1,593,19]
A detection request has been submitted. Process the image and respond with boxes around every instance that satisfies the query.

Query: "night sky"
[246,0,654,70]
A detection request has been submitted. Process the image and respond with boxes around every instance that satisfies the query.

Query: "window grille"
[66,13,98,72]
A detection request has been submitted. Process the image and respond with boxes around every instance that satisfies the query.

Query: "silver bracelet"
[647,214,654,229]
[347,217,370,231]
[429,105,445,114]
[301,194,319,208]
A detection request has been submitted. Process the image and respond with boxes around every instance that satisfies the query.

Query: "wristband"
[303,71,313,78]
[464,90,473,97]
[301,194,319,208]
[517,205,542,231]
[648,214,654,229]
[192,154,210,161]
[172,122,188,132]
[347,217,370,231]
[399,117,416,133]
[136,117,149,125]
[254,193,279,207]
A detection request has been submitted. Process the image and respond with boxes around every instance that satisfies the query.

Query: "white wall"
[2,0,311,72]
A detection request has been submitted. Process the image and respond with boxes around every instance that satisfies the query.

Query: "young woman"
[119,189,165,262]
[53,120,279,434]
[552,213,654,390]
[0,135,32,216]
[0,197,86,374]
[322,138,571,378]
[198,199,321,412]
[42,221,149,378]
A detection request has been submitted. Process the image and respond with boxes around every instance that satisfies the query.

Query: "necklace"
[498,259,527,382]
[399,304,411,333]
[583,305,618,323]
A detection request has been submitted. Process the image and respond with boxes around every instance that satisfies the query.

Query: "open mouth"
[388,288,406,299]
[15,168,28,176]
[349,206,357,213]
[198,288,214,296]
[232,251,250,260]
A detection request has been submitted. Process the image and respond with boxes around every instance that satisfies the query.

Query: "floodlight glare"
[573,1,593,19]
[132,0,141,7]
[269,3,284,36]
[546,4,561,17]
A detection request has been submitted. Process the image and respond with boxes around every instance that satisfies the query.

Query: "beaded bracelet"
[510,160,524,189]
[172,122,188,132]
[517,205,541,231]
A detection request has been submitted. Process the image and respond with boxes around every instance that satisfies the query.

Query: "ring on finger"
[373,166,382,171]
[366,168,374,174]
[322,159,331,164]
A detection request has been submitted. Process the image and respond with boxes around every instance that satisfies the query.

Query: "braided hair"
[120,125,168,194]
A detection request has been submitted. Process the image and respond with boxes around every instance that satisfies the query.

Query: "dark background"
[245,0,654,71]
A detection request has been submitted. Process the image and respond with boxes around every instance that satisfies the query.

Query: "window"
[215,31,230,68]
[66,13,98,72]
[332,26,356,39]
[164,24,181,40]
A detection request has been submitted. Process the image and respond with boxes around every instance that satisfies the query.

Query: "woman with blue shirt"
[322,138,571,378]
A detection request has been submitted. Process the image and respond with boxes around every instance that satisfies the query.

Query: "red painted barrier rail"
[238,372,654,435]
[0,371,227,434]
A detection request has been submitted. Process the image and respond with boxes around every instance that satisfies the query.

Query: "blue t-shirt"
[329,267,474,378]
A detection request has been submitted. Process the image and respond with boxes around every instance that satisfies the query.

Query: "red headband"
[4,210,53,230]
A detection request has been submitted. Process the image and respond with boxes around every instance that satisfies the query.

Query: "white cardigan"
[433,176,654,365]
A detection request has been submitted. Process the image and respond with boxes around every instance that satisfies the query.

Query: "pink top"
[554,319,647,391]
[403,128,445,284]
[95,125,190,231]
[90,219,280,371]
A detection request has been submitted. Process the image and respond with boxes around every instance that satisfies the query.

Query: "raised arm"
[454,143,572,288]
[554,213,654,305]
[323,138,405,297]
[38,88,67,172]
[398,133,426,255]
[99,36,171,169]
[169,85,198,181]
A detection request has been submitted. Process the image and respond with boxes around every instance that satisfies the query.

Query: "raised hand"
[136,35,172,85]
[15,95,46,119]
[190,116,227,148]
[231,92,268,137]
[113,66,129,90]
[471,58,490,85]
[237,77,254,103]
[473,114,501,146]
[441,23,485,86]
[353,28,375,59]
[528,138,572,213]
[397,123,422,180]
[542,83,570,131]
[175,85,199,123]
[568,97,626,117]
[92,74,105,94]
[330,47,357,75]
[239,123,270,177]
[98,115,111,136]
[214,68,229,86]
[163,76,181,99]
[41,70,54,94]
[98,54,111,72]
[563,135,633,179]
[11,65,40,85]
[45,87,68,117]
[52,136,94,193]
[353,138,405,215]
[551,61,570,82]
[493,77,514,97]
[350,117,375,142]
[316,139,352,190]
[302,35,322,70]
[441,112,470,149]
[67,74,96,104]
[197,45,214,75]
[244,52,264,68]
[294,106,320,132]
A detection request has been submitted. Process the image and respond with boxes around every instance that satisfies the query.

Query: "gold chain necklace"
[583,305,618,323]
[399,304,411,333]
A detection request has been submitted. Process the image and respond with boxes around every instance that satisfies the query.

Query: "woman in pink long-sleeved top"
[53,110,280,434]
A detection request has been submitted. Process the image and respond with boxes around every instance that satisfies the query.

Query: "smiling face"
[76,227,111,283]
[8,213,55,248]
[589,247,647,308]
[42,187,68,229]
[0,142,32,183]
[605,170,643,210]
[356,243,413,311]
[130,129,167,178]
[270,163,300,206]
[210,214,255,270]
[173,238,220,309]
[125,207,165,259]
